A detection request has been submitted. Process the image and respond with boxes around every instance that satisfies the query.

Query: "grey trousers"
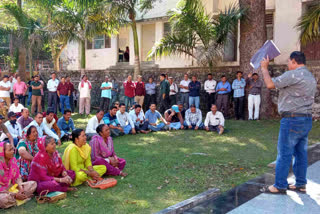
[180,93,189,109]
[48,91,58,113]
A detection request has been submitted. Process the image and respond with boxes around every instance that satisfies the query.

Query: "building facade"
[60,0,319,71]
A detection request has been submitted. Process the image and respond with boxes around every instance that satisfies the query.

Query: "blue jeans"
[124,96,134,112]
[169,122,182,130]
[122,124,133,135]
[148,123,165,132]
[180,93,189,109]
[60,95,71,114]
[274,117,312,189]
[189,96,200,109]
[27,91,32,106]
[183,121,204,130]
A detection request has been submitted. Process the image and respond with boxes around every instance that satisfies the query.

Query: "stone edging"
[155,188,220,214]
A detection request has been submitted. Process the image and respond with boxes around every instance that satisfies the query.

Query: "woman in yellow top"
[62,129,106,186]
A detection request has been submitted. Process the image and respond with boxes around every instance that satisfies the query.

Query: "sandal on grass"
[288,185,306,193]
[260,186,287,194]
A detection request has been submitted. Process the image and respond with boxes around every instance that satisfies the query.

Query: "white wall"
[85,35,118,70]
[61,41,80,70]
[141,24,155,61]
[274,0,302,64]
[154,21,194,68]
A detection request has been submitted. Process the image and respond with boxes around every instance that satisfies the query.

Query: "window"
[87,35,111,49]
[266,13,274,40]
[223,31,237,62]
[164,22,172,36]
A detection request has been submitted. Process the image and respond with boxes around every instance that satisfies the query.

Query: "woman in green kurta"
[62,129,106,186]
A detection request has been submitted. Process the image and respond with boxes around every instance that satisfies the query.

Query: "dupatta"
[89,135,115,162]
[62,143,91,170]
[0,142,20,192]
[32,136,64,177]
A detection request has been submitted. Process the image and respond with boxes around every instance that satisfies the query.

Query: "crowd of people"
[0,71,238,209]
[2,50,313,208]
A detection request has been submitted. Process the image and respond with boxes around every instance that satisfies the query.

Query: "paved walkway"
[228,161,320,214]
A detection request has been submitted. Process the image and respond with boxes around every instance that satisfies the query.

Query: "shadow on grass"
[3,119,320,214]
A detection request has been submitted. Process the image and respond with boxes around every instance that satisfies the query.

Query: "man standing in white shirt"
[85,110,105,140]
[204,73,217,111]
[47,73,59,114]
[169,77,178,106]
[78,74,92,116]
[179,74,191,109]
[0,75,12,106]
[204,104,225,135]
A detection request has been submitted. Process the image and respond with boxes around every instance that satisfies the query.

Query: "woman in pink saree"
[28,136,76,193]
[89,124,127,177]
[0,142,36,209]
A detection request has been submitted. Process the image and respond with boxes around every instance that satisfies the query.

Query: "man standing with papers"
[260,51,316,194]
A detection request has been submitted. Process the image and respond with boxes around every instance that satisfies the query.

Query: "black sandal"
[260,186,287,194]
[288,185,306,193]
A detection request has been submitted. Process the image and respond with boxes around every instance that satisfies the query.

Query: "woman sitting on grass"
[16,126,41,181]
[90,124,127,177]
[0,142,37,209]
[62,129,106,186]
[28,136,76,193]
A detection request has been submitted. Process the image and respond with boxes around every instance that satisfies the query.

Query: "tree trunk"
[9,34,14,72]
[239,0,274,119]
[80,40,86,69]
[28,46,33,75]
[18,46,27,81]
[53,43,67,72]
[131,18,141,80]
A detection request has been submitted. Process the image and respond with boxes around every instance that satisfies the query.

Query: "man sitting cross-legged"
[164,105,184,130]
[116,103,136,135]
[145,103,170,132]
[85,110,105,140]
[25,112,61,145]
[57,109,75,141]
[43,108,61,138]
[103,106,125,137]
[129,104,150,134]
[184,104,204,130]
[204,104,225,135]
[4,112,22,147]
[17,108,33,130]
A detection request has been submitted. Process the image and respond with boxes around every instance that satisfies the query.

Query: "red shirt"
[123,81,135,98]
[66,82,74,93]
[135,81,146,96]
[57,82,70,95]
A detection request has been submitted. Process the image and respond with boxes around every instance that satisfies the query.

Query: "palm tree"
[2,3,41,80]
[30,0,158,77]
[296,4,320,45]
[147,0,246,71]
[29,0,119,71]
[104,0,159,79]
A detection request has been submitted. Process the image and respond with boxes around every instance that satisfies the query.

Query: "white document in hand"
[250,40,281,70]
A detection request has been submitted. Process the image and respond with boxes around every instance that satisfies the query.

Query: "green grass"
[3,115,320,214]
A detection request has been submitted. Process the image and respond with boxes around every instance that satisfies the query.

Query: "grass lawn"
[3,114,320,214]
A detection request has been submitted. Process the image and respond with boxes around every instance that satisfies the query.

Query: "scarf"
[89,135,114,161]
[32,136,64,177]
[0,142,20,192]
[81,80,92,89]
[62,143,91,170]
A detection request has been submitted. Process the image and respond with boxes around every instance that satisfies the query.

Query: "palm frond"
[147,33,196,60]
[296,4,320,45]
